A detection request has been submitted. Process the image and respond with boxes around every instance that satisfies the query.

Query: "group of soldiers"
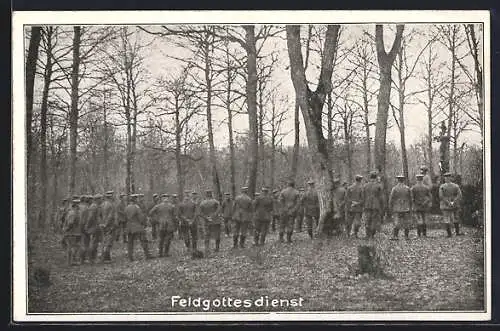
[57,165,463,266]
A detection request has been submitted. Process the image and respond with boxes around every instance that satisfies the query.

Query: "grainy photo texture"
[12,10,490,322]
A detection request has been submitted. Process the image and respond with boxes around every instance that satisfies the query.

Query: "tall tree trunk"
[244,25,259,198]
[26,26,42,182]
[204,37,222,200]
[175,97,184,199]
[447,27,457,173]
[103,91,109,189]
[68,26,81,195]
[397,50,409,183]
[362,65,372,171]
[226,70,236,198]
[39,27,54,229]
[258,80,265,187]
[374,24,404,194]
[270,104,276,191]
[327,93,334,165]
[291,97,300,180]
[344,121,353,183]
[286,25,340,236]
[125,113,132,195]
[425,44,435,179]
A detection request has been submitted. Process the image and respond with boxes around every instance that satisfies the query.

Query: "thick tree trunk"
[226,76,236,198]
[291,97,300,180]
[362,66,372,171]
[327,93,334,165]
[258,80,265,186]
[397,51,409,183]
[374,24,404,194]
[175,97,184,199]
[103,92,109,189]
[244,25,259,198]
[125,115,132,195]
[286,25,340,236]
[68,26,81,195]
[39,28,54,229]
[26,26,42,180]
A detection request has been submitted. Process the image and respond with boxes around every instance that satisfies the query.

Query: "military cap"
[369,171,378,179]
[72,195,80,200]
[153,193,159,198]
[224,192,231,196]
[355,174,363,180]
[105,190,114,196]
[299,187,305,191]
[273,189,279,194]
[172,194,178,198]
[62,198,69,202]
[255,192,261,196]
[241,186,248,190]
[262,187,269,192]
[161,193,169,198]
[444,172,452,177]
[191,191,198,195]
[138,193,145,197]
[119,193,126,197]
[184,190,191,195]
[416,174,424,179]
[205,189,213,193]
[333,178,341,183]
[396,174,405,179]
[94,194,103,199]
[307,180,315,184]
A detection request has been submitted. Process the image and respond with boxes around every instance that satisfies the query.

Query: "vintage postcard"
[12,10,490,322]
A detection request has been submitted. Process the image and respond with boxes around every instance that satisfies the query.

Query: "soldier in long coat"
[295,188,305,233]
[420,165,433,189]
[411,174,432,237]
[332,178,347,236]
[100,191,117,262]
[178,191,199,251]
[85,194,103,264]
[125,194,152,261]
[199,190,221,254]
[221,193,233,237]
[56,198,69,234]
[232,187,253,248]
[345,175,365,238]
[78,195,90,262]
[279,180,300,243]
[362,172,385,238]
[271,189,281,232]
[302,181,320,239]
[439,172,463,237]
[389,175,412,240]
[148,193,160,240]
[253,187,274,246]
[63,199,82,266]
[149,194,177,257]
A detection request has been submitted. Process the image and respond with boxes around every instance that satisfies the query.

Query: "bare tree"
[374,24,404,188]
[286,24,340,235]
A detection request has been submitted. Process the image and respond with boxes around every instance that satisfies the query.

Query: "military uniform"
[302,183,320,239]
[56,199,69,234]
[221,194,233,236]
[389,178,412,239]
[345,176,364,237]
[232,188,253,248]
[78,196,90,262]
[199,191,221,253]
[125,195,152,261]
[439,173,463,236]
[85,195,103,264]
[148,194,160,240]
[178,193,199,251]
[271,190,281,232]
[149,196,177,257]
[100,191,117,262]
[63,200,82,266]
[411,176,432,237]
[295,189,305,232]
[116,195,128,243]
[362,175,385,238]
[279,183,300,243]
[253,188,274,246]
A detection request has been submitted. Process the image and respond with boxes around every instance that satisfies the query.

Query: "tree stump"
[357,245,384,276]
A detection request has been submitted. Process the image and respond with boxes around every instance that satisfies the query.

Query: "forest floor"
[27,223,485,313]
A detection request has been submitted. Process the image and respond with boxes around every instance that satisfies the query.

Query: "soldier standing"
[100,191,117,263]
[420,165,433,188]
[116,193,128,243]
[78,195,90,263]
[295,188,305,233]
[199,189,221,254]
[253,187,274,246]
[62,198,82,266]
[332,178,347,236]
[178,192,199,251]
[149,193,160,240]
[411,174,432,237]
[389,175,412,240]
[362,172,385,238]
[149,194,177,257]
[221,193,233,237]
[125,194,152,261]
[302,181,320,239]
[86,194,103,264]
[56,198,69,234]
[279,180,300,243]
[439,172,463,237]
[345,175,364,238]
[271,189,281,233]
[232,187,253,248]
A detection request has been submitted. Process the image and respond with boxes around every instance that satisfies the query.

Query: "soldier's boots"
[215,239,221,252]
[454,222,463,236]
[308,229,313,239]
[422,224,427,237]
[404,229,410,239]
[239,236,246,248]
[446,224,452,237]
[232,235,239,248]
[417,225,422,237]
[286,232,293,243]
[279,232,284,243]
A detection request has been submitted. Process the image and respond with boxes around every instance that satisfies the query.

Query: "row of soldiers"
[58,165,463,266]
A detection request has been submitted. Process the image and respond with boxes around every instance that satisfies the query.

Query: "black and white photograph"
[12,10,490,322]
